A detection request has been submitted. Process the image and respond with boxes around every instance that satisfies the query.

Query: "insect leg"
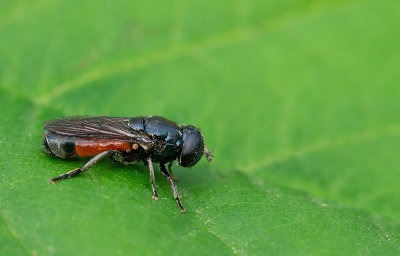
[50,150,111,183]
[160,163,185,212]
[167,161,179,181]
[147,158,159,200]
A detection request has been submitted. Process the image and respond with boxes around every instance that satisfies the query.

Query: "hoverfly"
[42,116,212,212]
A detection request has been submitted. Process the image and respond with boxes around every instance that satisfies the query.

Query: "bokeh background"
[1,0,400,255]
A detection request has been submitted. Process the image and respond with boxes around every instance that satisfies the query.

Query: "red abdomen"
[42,132,131,158]
[75,138,131,157]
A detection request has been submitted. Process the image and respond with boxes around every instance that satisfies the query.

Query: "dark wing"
[44,116,152,145]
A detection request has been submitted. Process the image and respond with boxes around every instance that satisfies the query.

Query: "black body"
[43,116,212,212]
[127,116,184,164]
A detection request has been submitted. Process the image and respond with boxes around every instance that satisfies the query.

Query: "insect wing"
[44,116,152,145]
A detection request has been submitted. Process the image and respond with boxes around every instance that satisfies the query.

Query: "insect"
[42,116,212,212]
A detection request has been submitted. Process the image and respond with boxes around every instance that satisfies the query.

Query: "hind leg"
[50,150,112,183]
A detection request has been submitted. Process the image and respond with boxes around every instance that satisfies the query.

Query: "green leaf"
[1,0,400,255]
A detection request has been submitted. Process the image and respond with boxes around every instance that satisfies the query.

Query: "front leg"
[147,158,158,200]
[167,161,179,182]
[160,163,185,212]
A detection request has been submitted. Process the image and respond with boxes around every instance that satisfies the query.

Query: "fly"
[42,116,212,212]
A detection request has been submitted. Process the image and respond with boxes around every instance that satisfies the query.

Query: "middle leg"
[147,158,158,200]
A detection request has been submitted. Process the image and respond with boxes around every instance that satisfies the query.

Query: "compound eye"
[179,126,204,167]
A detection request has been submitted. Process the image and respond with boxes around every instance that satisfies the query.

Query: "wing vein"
[44,116,152,145]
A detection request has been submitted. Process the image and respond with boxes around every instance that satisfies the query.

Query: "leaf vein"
[243,124,400,172]
[186,203,241,256]
[0,210,34,256]
[33,0,360,105]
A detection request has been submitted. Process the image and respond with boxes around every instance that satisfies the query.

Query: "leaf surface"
[1,0,400,255]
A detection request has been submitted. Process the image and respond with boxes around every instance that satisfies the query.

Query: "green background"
[1,0,400,255]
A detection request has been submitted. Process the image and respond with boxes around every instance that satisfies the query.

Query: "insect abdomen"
[42,131,132,159]
[74,138,131,157]
[42,133,77,159]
